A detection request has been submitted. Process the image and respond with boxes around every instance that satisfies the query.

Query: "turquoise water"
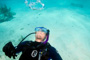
[0,0,90,60]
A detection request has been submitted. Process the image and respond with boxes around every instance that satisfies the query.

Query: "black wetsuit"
[15,41,62,60]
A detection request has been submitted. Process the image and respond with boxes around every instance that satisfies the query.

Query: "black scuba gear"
[2,28,49,59]
[3,41,63,60]
[2,29,62,60]
[2,32,35,59]
[18,41,51,60]
[3,42,17,59]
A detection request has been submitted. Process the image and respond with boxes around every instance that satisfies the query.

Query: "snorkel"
[43,30,49,44]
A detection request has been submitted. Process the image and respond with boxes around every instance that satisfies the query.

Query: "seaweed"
[0,5,16,23]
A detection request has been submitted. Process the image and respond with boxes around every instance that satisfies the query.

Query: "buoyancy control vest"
[19,41,51,60]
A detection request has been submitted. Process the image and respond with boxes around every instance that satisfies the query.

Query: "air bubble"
[25,0,45,10]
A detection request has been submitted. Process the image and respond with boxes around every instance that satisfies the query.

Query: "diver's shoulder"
[46,42,52,48]
[47,44,57,51]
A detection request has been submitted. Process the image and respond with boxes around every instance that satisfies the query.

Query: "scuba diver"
[3,27,62,60]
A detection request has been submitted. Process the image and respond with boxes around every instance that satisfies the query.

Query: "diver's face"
[35,31,46,42]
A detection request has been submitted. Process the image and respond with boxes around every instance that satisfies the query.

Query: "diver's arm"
[15,41,30,53]
[2,41,30,59]
[49,46,63,60]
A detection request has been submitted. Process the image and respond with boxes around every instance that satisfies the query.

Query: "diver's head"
[35,27,49,43]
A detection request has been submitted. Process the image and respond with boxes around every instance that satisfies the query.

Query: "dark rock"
[0,5,16,23]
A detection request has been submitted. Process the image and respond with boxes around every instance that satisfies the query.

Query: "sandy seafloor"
[0,0,90,60]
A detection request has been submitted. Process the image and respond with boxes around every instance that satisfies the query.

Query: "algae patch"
[0,5,16,23]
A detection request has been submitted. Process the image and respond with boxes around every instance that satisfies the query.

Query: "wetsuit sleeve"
[49,46,63,60]
[15,41,30,53]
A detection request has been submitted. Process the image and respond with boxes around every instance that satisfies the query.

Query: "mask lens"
[42,28,47,33]
[35,27,41,32]
[35,27,47,33]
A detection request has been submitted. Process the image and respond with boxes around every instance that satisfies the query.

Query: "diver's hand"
[12,51,17,59]
[2,41,17,59]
